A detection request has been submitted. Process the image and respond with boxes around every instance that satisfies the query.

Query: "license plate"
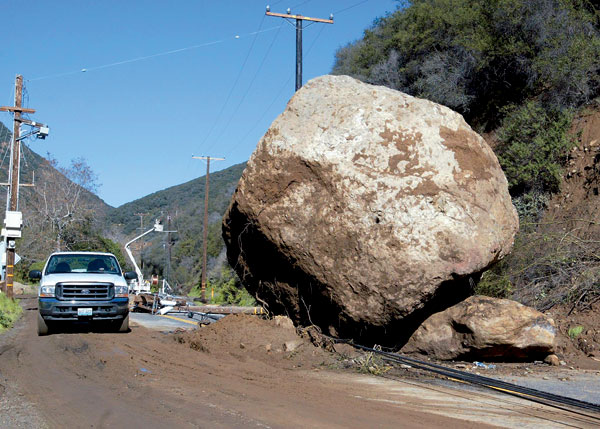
[77,308,93,316]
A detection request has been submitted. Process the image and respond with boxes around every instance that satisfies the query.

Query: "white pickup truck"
[29,251,138,335]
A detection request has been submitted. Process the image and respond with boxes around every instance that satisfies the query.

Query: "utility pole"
[0,76,40,298]
[0,75,48,297]
[165,213,172,283]
[192,155,225,302]
[266,6,334,91]
[135,212,148,230]
[134,212,148,268]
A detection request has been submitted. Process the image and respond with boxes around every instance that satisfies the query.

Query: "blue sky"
[2,0,399,207]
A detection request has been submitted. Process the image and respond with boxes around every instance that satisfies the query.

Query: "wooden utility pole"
[165,213,173,283]
[134,212,148,267]
[135,212,148,230]
[266,7,333,91]
[0,76,47,297]
[192,155,225,302]
[0,76,35,298]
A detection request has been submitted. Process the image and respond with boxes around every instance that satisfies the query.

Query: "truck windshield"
[45,254,121,275]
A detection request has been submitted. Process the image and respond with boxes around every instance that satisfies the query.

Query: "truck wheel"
[37,313,50,336]
[117,314,129,333]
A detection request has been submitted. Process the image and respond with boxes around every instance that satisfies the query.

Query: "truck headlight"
[115,286,128,298]
[40,286,55,297]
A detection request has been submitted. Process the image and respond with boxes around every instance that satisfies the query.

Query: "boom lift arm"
[124,220,164,293]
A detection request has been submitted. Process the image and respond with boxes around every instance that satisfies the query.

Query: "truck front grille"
[56,283,113,300]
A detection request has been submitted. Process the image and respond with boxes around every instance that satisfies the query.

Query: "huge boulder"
[223,75,518,344]
[401,296,556,360]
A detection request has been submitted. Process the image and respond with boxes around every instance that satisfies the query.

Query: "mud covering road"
[0,297,596,428]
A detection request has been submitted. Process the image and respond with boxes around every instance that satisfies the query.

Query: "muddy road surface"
[0,297,596,428]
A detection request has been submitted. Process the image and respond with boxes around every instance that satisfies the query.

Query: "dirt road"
[0,297,595,428]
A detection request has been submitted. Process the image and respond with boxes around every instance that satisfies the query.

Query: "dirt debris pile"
[175,315,334,368]
[548,301,600,370]
[223,74,518,345]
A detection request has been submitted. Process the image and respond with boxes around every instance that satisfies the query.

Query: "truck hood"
[41,273,128,287]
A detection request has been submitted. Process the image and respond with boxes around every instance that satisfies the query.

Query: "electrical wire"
[292,0,314,8]
[207,22,284,154]
[228,73,292,157]
[27,25,281,82]
[194,14,267,156]
[0,126,11,172]
[20,142,29,170]
[224,19,328,158]
[333,0,370,15]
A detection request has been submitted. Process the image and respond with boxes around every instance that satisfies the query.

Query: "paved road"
[130,311,224,331]
[497,372,600,406]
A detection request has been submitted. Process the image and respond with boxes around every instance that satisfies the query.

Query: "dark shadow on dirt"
[47,321,130,335]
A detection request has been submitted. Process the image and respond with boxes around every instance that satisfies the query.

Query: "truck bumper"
[39,298,129,321]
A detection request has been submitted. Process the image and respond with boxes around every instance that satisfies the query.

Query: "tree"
[33,155,100,251]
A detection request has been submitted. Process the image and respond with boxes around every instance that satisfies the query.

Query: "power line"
[291,0,314,9]
[194,14,267,155]
[224,20,328,158]
[207,22,284,154]
[333,0,369,15]
[27,25,281,82]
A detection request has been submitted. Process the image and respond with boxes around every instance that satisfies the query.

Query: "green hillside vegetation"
[333,0,600,309]
[0,292,22,332]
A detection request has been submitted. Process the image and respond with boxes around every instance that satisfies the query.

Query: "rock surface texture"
[402,296,556,360]
[223,75,519,344]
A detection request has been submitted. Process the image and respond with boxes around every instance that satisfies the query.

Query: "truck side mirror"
[29,270,42,280]
[124,271,138,280]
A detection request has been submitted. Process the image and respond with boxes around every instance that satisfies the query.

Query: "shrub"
[15,260,45,284]
[496,101,575,196]
[512,191,549,226]
[0,293,22,333]
[190,267,256,306]
[568,325,584,339]
[475,267,513,299]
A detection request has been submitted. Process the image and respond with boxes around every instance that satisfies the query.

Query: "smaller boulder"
[274,315,295,331]
[402,296,556,361]
[284,340,303,352]
[544,354,560,366]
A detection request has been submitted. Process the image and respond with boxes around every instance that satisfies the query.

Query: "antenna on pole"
[192,155,225,302]
[266,6,334,91]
